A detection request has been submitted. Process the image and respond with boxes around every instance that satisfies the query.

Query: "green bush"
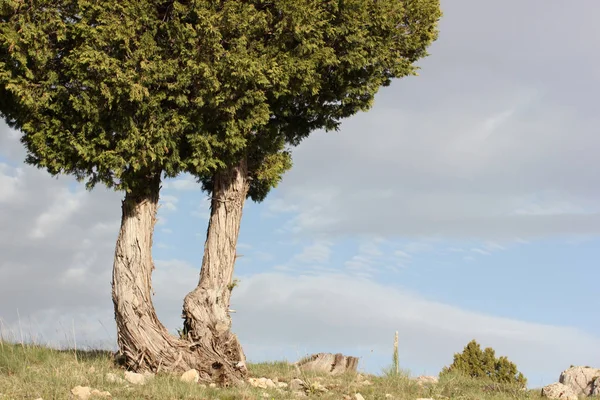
[440,339,527,387]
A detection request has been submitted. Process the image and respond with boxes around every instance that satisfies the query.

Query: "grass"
[0,341,546,400]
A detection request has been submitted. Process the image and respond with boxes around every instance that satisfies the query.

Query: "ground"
[0,341,545,400]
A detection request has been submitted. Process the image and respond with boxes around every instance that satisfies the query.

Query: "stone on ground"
[180,369,200,383]
[559,366,600,396]
[541,382,578,400]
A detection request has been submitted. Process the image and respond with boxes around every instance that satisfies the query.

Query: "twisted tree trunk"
[112,172,245,385]
[182,157,250,383]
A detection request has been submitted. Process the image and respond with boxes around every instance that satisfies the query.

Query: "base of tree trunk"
[111,173,246,386]
[295,353,359,375]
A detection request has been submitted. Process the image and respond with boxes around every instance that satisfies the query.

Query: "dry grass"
[0,341,545,400]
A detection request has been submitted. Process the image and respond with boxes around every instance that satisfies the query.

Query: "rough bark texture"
[181,158,250,384]
[295,353,359,375]
[112,173,244,385]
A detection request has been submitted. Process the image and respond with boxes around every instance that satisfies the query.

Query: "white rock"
[541,382,578,400]
[124,371,148,385]
[69,386,111,400]
[414,375,439,386]
[209,383,217,388]
[559,366,600,396]
[261,393,270,398]
[385,395,393,399]
[180,369,200,383]
[277,382,288,388]
[105,373,124,384]
[354,394,365,400]
[289,378,305,391]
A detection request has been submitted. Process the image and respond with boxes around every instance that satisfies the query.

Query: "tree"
[441,340,527,387]
[1,0,441,385]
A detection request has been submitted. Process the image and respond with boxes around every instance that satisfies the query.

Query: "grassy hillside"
[0,341,544,400]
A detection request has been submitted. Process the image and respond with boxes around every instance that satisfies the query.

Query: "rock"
[180,369,199,383]
[277,382,288,388]
[70,386,111,400]
[593,376,600,396]
[541,382,578,400]
[295,353,359,375]
[354,394,365,400]
[124,371,148,385]
[261,393,270,398]
[248,377,276,389]
[414,375,439,386]
[307,382,328,393]
[293,391,307,397]
[559,366,600,396]
[385,395,393,399]
[209,383,217,388]
[289,378,305,391]
[359,380,373,386]
[105,373,124,384]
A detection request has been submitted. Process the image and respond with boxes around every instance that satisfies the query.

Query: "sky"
[1,0,600,389]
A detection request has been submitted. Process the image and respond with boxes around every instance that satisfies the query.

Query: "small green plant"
[440,339,527,387]
[227,278,241,292]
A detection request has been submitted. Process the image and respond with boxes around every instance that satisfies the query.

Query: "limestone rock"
[414,375,439,386]
[209,383,217,388]
[385,395,393,399]
[248,377,276,389]
[289,378,305,391]
[592,376,600,396]
[124,371,151,385]
[105,373,124,384]
[295,353,359,375]
[559,366,600,396]
[354,394,365,400]
[277,382,288,388]
[70,386,111,400]
[180,369,200,383]
[541,382,578,400]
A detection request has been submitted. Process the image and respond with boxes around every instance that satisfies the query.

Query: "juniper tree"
[1,0,441,384]
[441,340,527,387]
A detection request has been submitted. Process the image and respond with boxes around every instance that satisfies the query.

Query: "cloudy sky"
[1,0,599,389]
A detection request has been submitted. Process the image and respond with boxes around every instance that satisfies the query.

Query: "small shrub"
[440,339,527,387]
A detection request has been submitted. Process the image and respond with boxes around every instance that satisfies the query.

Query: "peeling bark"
[112,172,243,385]
[182,157,250,383]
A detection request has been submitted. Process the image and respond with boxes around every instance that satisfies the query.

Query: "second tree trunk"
[182,158,250,383]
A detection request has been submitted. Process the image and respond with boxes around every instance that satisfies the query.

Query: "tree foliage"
[1,0,441,199]
[441,339,527,387]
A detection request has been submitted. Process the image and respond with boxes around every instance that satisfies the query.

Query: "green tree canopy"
[1,0,441,199]
[441,339,527,387]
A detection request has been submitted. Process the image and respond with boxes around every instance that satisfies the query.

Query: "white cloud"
[30,188,85,239]
[292,241,332,264]
[162,174,200,191]
[159,194,179,212]
[264,0,600,240]
[230,273,600,385]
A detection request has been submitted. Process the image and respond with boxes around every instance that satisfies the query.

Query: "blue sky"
[1,0,600,390]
